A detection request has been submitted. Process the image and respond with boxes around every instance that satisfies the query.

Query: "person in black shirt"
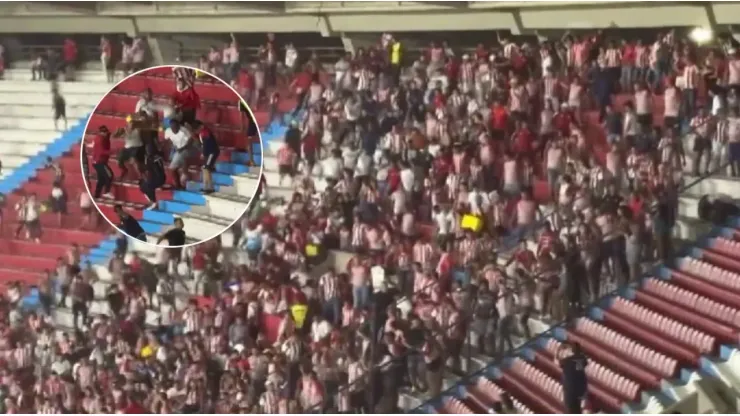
[239,100,258,167]
[563,237,586,318]
[401,317,426,391]
[158,217,186,246]
[52,86,67,131]
[599,181,623,214]
[139,145,167,210]
[559,342,588,414]
[284,120,302,157]
[114,204,147,242]
[157,217,186,270]
[192,120,219,194]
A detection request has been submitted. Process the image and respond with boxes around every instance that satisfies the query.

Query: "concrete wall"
[1,2,739,35]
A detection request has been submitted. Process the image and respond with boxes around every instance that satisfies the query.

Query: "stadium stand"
[2,24,740,414]
[0,69,108,285]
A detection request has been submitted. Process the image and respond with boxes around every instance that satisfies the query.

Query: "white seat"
[0,80,112,95]
[0,116,60,131]
[0,91,102,106]
[0,103,90,119]
[0,154,30,168]
[4,68,120,84]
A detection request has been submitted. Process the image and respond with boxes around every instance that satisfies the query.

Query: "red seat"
[507,359,565,412]
[117,75,237,102]
[700,248,740,275]
[575,318,677,379]
[498,370,562,414]
[441,397,474,414]
[634,288,739,345]
[678,258,740,293]
[602,307,700,365]
[643,278,740,330]
[669,268,740,309]
[610,297,715,355]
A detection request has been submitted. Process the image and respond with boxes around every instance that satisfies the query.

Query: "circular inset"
[81,65,263,248]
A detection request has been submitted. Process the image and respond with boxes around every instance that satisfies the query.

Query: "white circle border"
[79,64,265,249]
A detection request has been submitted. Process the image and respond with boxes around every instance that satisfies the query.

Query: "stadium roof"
[0,1,736,34]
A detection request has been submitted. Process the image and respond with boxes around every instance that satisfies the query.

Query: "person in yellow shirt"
[390,39,402,84]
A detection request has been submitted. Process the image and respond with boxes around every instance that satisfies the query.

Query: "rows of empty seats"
[423,223,740,414]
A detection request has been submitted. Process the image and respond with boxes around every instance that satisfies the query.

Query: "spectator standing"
[100,35,114,83]
[31,52,47,81]
[131,36,147,72]
[223,33,240,83]
[559,342,588,414]
[728,107,740,176]
[52,86,67,131]
[62,37,77,81]
[121,39,134,76]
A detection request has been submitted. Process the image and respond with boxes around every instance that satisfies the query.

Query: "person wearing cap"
[90,125,114,199]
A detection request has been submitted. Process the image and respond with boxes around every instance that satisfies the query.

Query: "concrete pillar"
[339,33,379,55]
[145,35,181,65]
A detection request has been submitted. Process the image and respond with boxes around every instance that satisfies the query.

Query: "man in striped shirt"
[319,270,341,325]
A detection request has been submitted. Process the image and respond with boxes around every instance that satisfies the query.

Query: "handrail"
[11,43,349,64]
[409,161,732,413]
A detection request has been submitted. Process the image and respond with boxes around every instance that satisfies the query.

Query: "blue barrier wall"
[0,116,89,195]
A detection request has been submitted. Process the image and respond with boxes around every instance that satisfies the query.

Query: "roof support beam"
[416,1,468,7]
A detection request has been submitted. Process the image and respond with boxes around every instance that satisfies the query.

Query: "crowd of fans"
[1,28,740,414]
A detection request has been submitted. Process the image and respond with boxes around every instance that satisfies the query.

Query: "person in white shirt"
[16,193,41,243]
[633,81,652,134]
[622,101,638,145]
[334,54,352,90]
[502,153,520,196]
[164,119,192,189]
[354,153,372,179]
[545,140,564,195]
[135,88,156,117]
[321,149,343,183]
[285,43,298,75]
[390,187,407,219]
[399,162,415,193]
[223,33,240,83]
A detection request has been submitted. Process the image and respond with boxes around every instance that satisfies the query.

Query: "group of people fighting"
[88,67,224,217]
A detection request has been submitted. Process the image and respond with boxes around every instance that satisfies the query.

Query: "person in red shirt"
[302,127,319,174]
[490,99,509,141]
[173,75,201,125]
[236,68,254,107]
[62,38,77,81]
[289,68,312,116]
[511,120,535,163]
[507,238,536,273]
[91,126,114,199]
[553,104,573,138]
[121,394,148,414]
[620,40,636,93]
[475,43,489,61]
